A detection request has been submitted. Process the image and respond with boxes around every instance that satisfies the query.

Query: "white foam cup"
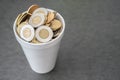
[13,9,65,74]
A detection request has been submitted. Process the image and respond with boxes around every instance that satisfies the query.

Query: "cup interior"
[13,9,65,46]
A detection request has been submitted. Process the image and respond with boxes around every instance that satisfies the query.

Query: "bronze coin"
[27,4,39,14]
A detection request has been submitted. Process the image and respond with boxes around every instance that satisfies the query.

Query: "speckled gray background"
[0,0,120,80]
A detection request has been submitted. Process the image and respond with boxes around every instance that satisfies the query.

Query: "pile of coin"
[16,4,62,44]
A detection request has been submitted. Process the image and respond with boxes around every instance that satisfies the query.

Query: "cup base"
[31,63,56,74]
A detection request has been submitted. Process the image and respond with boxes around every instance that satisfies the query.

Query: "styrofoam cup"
[13,9,65,74]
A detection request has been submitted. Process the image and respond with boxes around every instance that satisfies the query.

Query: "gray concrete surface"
[0,0,120,80]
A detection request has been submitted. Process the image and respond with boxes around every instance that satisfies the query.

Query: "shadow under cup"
[13,9,65,73]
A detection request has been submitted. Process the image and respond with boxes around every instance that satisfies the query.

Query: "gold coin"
[46,12,56,24]
[45,23,51,27]
[31,37,41,43]
[17,22,27,35]
[27,4,39,14]
[17,13,26,25]
[50,19,62,31]
[17,12,31,26]
[16,14,22,26]
[21,12,31,22]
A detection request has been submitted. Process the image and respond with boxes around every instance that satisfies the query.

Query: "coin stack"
[16,4,62,44]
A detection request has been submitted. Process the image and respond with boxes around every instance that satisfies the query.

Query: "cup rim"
[13,9,65,46]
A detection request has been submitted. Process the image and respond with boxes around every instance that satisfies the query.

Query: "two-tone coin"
[29,13,45,27]
[35,26,53,42]
[17,22,28,35]
[20,24,34,41]
[33,8,48,16]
